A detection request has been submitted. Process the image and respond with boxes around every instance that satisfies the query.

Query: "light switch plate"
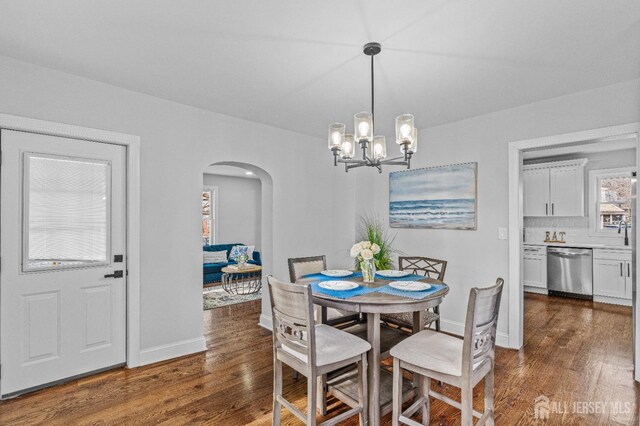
[498,227,508,240]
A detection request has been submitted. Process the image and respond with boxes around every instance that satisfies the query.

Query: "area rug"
[203,287,262,310]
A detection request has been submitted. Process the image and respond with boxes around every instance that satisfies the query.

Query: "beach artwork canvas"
[389,162,477,229]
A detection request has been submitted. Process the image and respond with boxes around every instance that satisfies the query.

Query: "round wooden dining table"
[297,274,449,426]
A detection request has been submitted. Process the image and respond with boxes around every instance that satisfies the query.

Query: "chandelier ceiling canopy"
[328,42,418,173]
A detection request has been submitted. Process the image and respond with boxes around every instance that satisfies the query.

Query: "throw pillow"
[245,245,255,259]
[229,245,249,261]
[204,250,227,264]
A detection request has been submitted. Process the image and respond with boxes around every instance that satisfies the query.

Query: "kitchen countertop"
[523,242,632,251]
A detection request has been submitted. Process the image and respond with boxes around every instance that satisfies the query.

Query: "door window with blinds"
[23,153,111,271]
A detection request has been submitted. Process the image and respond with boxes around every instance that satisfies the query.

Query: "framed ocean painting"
[389,162,477,229]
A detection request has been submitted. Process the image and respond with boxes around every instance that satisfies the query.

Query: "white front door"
[0,130,127,397]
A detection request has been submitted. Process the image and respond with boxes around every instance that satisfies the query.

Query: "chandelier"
[328,42,418,173]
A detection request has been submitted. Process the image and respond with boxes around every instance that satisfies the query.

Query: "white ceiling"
[1,1,638,139]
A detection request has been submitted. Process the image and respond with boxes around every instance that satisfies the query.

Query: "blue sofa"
[203,243,261,285]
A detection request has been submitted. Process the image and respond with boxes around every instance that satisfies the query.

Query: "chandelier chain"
[371,53,375,132]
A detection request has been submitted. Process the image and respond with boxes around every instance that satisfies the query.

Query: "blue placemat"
[376,283,447,300]
[310,281,378,299]
[303,271,361,281]
[302,271,424,282]
[376,273,425,281]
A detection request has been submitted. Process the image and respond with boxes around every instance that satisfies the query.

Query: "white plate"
[320,270,353,278]
[318,280,359,291]
[388,281,432,292]
[377,270,412,278]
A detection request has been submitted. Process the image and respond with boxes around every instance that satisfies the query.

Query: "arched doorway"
[202,161,274,322]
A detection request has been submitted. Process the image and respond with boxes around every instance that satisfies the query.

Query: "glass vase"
[360,258,376,283]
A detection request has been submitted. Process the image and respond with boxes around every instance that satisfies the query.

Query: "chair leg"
[484,367,495,426]
[273,359,282,425]
[317,374,327,416]
[421,377,430,425]
[307,373,317,426]
[292,370,299,380]
[392,358,402,426]
[434,306,441,332]
[461,383,473,426]
[357,353,368,426]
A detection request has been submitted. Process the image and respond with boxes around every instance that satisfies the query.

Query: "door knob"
[104,270,124,279]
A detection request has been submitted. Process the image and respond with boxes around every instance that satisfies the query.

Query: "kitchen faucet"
[618,220,629,246]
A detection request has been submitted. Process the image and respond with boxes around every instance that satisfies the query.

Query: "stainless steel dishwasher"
[547,247,593,299]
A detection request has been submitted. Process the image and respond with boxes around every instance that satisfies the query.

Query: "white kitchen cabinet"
[523,168,549,216]
[523,245,547,291]
[593,249,632,305]
[549,166,583,216]
[523,159,587,217]
[625,261,632,299]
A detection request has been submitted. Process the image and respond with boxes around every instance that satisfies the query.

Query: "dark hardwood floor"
[0,293,637,425]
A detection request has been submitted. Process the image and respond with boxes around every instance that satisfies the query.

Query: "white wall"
[203,173,261,249]
[362,79,640,344]
[0,56,355,361]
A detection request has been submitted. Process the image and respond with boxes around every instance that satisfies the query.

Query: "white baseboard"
[593,295,632,307]
[524,286,548,295]
[139,336,207,366]
[440,319,510,348]
[259,313,273,331]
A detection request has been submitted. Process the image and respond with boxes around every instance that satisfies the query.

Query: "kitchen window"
[589,168,634,234]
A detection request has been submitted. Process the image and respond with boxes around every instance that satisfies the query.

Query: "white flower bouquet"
[350,240,380,282]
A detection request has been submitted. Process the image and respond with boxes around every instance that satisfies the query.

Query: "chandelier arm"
[378,161,410,166]
[379,156,407,163]
[338,158,368,165]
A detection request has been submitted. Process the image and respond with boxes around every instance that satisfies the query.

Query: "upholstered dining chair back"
[399,256,447,281]
[267,276,316,366]
[462,278,504,378]
[287,255,326,283]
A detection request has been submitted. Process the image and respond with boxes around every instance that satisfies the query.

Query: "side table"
[221,265,262,295]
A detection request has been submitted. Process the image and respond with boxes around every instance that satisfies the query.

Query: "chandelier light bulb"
[400,124,412,139]
[341,134,355,159]
[328,123,345,149]
[358,122,369,137]
[342,141,353,158]
[354,112,373,142]
[372,135,387,160]
[331,131,341,145]
[395,114,415,145]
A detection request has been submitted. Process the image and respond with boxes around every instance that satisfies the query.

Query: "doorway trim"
[508,122,640,381]
[0,113,142,368]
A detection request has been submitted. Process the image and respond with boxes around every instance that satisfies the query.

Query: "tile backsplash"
[524,216,627,246]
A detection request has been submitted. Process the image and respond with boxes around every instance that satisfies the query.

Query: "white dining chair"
[268,275,371,426]
[390,278,504,426]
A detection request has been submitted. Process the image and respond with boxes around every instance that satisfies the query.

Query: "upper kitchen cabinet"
[523,159,588,217]
[523,167,550,216]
